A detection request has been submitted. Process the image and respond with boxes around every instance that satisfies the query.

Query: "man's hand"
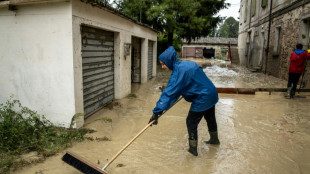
[148,114,159,125]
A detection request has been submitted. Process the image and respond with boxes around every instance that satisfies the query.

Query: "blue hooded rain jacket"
[153,46,219,115]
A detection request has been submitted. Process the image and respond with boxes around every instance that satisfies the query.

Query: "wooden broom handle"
[102,96,183,171]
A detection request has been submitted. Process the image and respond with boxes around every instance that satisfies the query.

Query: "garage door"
[148,41,153,79]
[81,26,114,117]
[195,47,203,58]
[183,47,195,58]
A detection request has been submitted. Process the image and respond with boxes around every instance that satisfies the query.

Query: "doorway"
[131,37,142,83]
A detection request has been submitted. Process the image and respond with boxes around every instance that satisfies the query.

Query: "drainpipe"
[249,0,252,30]
[264,0,273,74]
[248,0,253,67]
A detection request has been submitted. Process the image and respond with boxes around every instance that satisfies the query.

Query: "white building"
[0,0,157,127]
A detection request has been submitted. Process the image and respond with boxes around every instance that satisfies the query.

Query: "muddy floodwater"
[15,59,310,174]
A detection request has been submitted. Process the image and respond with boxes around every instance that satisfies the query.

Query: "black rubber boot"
[188,139,198,156]
[204,131,220,145]
[290,89,296,98]
[285,87,292,99]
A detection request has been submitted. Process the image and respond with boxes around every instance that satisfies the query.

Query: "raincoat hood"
[295,49,304,55]
[158,46,179,70]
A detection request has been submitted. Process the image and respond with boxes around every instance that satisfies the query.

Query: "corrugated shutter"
[148,41,153,79]
[184,47,195,58]
[195,47,203,58]
[81,26,114,117]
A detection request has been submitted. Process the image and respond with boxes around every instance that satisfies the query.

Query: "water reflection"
[203,60,287,89]
[16,59,310,174]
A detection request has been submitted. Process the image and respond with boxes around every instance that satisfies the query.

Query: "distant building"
[182,37,239,63]
[0,0,157,127]
[238,0,310,86]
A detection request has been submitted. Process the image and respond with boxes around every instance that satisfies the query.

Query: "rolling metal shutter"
[183,47,195,58]
[148,41,153,79]
[81,26,114,117]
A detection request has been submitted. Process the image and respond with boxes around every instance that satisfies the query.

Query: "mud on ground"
[15,60,310,174]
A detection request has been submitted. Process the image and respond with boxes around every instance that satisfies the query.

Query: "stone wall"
[238,0,310,87]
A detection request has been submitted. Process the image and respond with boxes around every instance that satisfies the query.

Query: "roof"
[0,0,157,32]
[183,37,238,45]
[80,0,157,32]
[0,0,67,6]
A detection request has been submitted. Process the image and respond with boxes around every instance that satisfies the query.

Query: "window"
[300,17,310,49]
[251,0,256,17]
[273,26,281,55]
[261,0,267,8]
[244,0,248,22]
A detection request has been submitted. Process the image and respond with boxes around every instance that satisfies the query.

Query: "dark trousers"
[287,73,301,91]
[186,106,217,140]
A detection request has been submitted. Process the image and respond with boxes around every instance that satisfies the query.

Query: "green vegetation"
[218,17,239,38]
[0,98,94,173]
[127,93,137,98]
[99,117,112,123]
[220,48,228,60]
[114,0,228,45]
[216,17,239,38]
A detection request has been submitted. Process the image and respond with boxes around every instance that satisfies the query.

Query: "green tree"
[113,0,163,32]
[115,0,228,46]
[218,16,239,38]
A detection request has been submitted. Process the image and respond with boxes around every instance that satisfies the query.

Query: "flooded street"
[15,59,310,174]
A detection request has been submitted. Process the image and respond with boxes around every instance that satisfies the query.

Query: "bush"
[0,98,94,173]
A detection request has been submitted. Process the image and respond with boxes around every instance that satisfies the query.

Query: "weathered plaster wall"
[238,31,250,66]
[182,44,238,60]
[0,1,75,127]
[238,0,310,85]
[72,0,157,106]
[266,4,310,80]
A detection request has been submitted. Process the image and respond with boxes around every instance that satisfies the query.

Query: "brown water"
[15,60,310,174]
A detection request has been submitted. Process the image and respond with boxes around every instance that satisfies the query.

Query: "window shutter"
[261,0,267,8]
[244,0,248,22]
[251,0,256,17]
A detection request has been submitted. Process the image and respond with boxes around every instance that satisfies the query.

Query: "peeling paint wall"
[238,0,310,85]
[182,44,238,60]
[72,0,157,110]
[0,1,75,127]
[0,0,157,127]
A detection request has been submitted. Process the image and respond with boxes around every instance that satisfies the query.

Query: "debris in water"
[116,163,125,167]
[200,62,212,68]
[85,136,111,141]
[96,136,111,141]
[127,93,137,98]
[105,101,122,109]
[159,85,166,92]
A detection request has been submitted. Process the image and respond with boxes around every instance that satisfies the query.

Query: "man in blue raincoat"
[149,46,220,156]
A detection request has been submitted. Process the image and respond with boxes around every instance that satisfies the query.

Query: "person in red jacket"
[286,44,310,98]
